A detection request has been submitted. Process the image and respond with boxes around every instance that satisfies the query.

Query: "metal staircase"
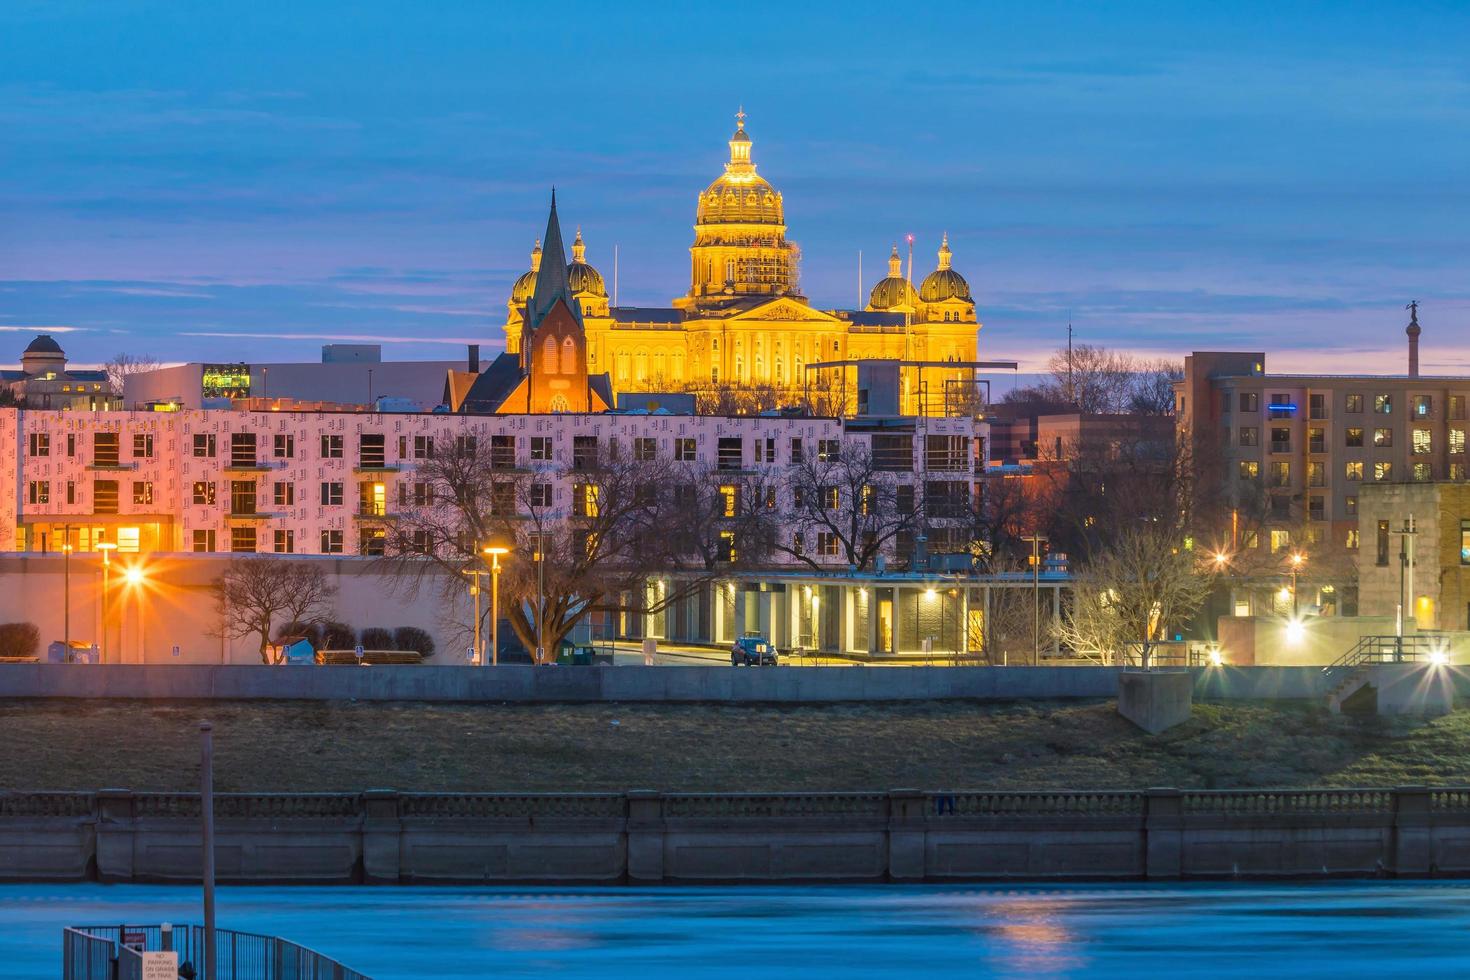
[1321,635,1444,714]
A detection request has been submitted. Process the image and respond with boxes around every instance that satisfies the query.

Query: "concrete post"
[625,791,665,882]
[94,788,135,882]
[887,789,927,880]
[360,790,402,884]
[1391,785,1433,877]
[1144,788,1183,879]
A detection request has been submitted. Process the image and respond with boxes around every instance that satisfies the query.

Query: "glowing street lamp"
[482,539,512,667]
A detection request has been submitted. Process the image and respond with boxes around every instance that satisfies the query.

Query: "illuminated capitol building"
[501,111,981,415]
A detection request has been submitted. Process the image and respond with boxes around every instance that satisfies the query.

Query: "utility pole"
[1392,516,1418,638]
[1067,320,1074,405]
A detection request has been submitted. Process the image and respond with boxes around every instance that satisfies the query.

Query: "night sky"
[2,0,1468,384]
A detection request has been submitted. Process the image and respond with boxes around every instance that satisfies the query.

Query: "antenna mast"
[614,244,619,308]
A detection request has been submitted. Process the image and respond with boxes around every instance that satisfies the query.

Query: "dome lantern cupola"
[566,227,607,299]
[867,245,919,311]
[919,232,973,304]
[510,238,543,306]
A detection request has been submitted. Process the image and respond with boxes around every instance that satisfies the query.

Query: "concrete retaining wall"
[5,787,1469,883]
[3,663,1444,703]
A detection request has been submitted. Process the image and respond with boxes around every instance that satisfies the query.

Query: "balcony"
[354,503,396,520]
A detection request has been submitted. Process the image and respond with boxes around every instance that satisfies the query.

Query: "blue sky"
[1,1,1468,382]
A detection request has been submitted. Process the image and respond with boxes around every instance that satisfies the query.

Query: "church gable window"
[542,335,559,375]
[561,337,577,375]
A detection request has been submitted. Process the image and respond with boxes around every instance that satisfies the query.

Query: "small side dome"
[868,245,918,310]
[566,227,606,297]
[510,239,542,305]
[919,233,972,303]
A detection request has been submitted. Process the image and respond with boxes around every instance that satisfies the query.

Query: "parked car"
[731,633,778,666]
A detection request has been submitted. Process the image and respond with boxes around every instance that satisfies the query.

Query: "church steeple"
[528,189,575,330]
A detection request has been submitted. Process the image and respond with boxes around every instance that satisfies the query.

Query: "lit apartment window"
[359,528,386,557]
[574,483,600,518]
[1374,428,1393,448]
[1413,462,1432,482]
[817,532,840,557]
[1374,394,1392,415]
[27,481,48,505]
[1414,395,1433,419]
[1451,396,1467,421]
[1346,394,1364,413]
[1239,461,1259,481]
[1270,529,1291,553]
[1452,429,1466,455]
[1413,429,1433,455]
[1239,427,1258,447]
[1346,427,1364,447]
[1345,495,1357,515]
[1270,461,1290,487]
[718,484,739,517]
[192,482,216,505]
[132,481,153,505]
[1307,462,1325,487]
[675,438,696,462]
[230,526,257,553]
[1374,462,1393,481]
[1345,529,1359,550]
[1453,464,1468,481]
[1308,428,1325,453]
[1345,461,1363,481]
[1376,520,1390,566]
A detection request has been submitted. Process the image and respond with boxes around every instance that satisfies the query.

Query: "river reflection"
[6,881,1470,978]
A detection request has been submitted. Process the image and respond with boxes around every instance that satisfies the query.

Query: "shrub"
[359,627,394,651]
[318,621,356,650]
[393,626,435,660]
[0,622,41,659]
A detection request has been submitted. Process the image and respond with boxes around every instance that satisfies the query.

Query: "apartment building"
[2,408,984,564]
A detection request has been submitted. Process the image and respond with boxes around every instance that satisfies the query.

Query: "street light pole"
[480,541,510,667]
[62,529,72,655]
[1022,534,1047,666]
[200,721,216,980]
[96,542,117,663]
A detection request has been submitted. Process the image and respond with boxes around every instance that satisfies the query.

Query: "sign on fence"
[122,929,146,951]
[141,951,179,979]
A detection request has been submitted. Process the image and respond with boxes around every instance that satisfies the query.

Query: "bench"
[314,649,424,666]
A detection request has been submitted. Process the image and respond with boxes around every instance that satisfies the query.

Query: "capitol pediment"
[728,298,841,324]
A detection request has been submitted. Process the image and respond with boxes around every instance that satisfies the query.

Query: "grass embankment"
[5,699,1470,793]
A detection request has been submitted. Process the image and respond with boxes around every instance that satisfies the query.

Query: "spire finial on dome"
[530,237,542,272]
[727,108,753,168]
[571,226,587,264]
[736,106,746,131]
[937,233,952,271]
[888,245,902,278]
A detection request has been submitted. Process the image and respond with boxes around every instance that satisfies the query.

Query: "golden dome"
[869,245,918,310]
[566,227,606,297]
[919,234,971,303]
[510,238,542,305]
[695,109,784,227]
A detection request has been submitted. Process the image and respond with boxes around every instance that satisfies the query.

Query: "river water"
[7,881,1470,978]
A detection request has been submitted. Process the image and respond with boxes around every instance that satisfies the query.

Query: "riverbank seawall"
[4,787,1468,883]
[0,664,1424,702]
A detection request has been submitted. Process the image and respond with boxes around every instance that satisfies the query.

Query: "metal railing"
[66,924,370,980]
[1325,633,1446,670]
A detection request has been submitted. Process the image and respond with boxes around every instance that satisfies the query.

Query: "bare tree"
[1055,521,1217,667]
[104,352,161,398]
[1128,358,1184,415]
[212,558,337,664]
[380,437,728,664]
[772,440,921,571]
